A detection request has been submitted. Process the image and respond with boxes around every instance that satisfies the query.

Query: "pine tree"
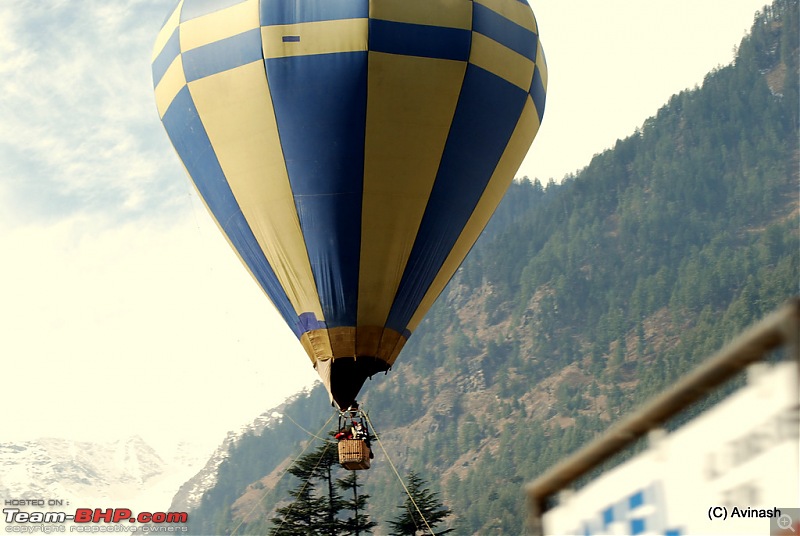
[269,480,327,535]
[388,471,453,535]
[337,471,377,535]
[307,442,346,536]
[269,441,345,535]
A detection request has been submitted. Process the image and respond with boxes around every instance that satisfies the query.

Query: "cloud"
[0,0,182,224]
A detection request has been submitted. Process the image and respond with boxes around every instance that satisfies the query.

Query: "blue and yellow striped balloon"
[152,0,547,409]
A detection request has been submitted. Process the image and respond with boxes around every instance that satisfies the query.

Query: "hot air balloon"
[152,0,547,412]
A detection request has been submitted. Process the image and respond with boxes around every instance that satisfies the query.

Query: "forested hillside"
[181,1,799,533]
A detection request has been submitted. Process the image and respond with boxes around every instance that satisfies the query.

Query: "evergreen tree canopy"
[269,441,346,535]
[337,471,378,535]
[388,471,453,536]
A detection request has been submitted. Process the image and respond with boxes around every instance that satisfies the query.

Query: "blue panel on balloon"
[265,51,368,327]
[369,19,470,61]
[182,29,264,82]
[260,0,368,25]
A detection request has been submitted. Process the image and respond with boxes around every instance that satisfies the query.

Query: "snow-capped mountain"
[0,390,318,531]
[0,436,210,518]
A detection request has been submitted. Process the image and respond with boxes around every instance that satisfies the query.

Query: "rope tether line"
[363,412,435,536]
[285,410,338,444]
[230,412,336,536]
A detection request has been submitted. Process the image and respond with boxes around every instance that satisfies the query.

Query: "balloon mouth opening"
[323,356,391,410]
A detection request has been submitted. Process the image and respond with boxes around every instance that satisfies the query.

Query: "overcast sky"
[0,0,769,452]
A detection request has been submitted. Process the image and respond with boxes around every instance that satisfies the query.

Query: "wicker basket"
[338,439,371,470]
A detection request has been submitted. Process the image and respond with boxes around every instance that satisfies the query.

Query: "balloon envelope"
[153,0,547,409]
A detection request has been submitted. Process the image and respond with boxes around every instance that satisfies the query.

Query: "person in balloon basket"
[352,421,366,440]
[352,420,375,459]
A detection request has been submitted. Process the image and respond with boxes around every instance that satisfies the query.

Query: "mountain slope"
[183,1,799,534]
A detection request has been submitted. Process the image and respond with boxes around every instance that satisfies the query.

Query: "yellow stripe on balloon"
[357,51,466,332]
[469,31,534,92]
[179,0,260,52]
[187,60,325,321]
